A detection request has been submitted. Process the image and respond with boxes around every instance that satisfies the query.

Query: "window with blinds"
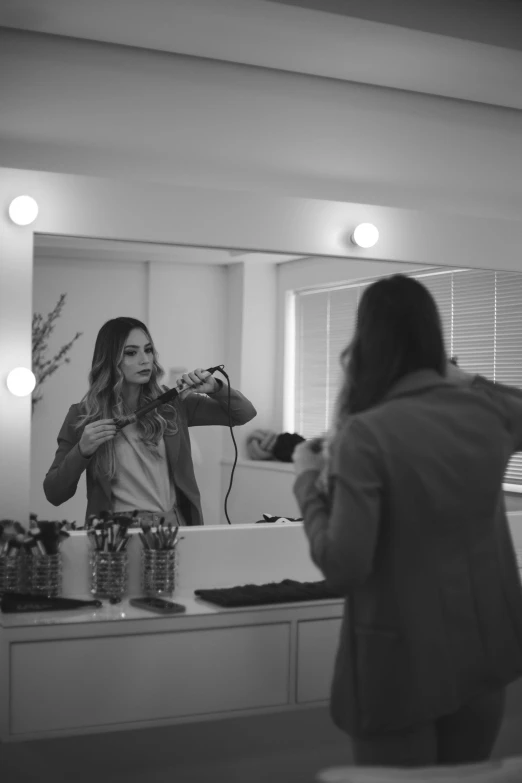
[294,267,522,488]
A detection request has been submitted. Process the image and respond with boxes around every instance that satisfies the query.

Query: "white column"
[224,262,278,459]
[0,209,33,523]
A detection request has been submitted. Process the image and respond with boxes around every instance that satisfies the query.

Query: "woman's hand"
[176,368,219,398]
[292,439,326,475]
[445,358,472,386]
[78,419,117,458]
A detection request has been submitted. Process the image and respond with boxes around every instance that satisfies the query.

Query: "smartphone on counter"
[129,597,186,615]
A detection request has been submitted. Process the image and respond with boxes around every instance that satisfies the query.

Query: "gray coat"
[44,381,256,525]
[294,370,522,738]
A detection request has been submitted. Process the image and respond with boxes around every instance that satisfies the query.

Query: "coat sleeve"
[181,380,257,427]
[471,375,522,453]
[293,418,382,593]
[43,406,93,506]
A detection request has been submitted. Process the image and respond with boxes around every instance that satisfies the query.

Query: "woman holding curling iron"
[44,317,256,526]
[292,274,522,768]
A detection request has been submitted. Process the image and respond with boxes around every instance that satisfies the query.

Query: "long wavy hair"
[74,317,178,481]
[318,275,447,487]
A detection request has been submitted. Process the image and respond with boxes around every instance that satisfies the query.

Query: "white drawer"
[296,618,342,704]
[10,623,291,734]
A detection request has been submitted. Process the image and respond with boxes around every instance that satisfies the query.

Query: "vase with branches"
[32,293,83,413]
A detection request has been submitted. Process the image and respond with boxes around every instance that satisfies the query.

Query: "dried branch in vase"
[32,293,82,412]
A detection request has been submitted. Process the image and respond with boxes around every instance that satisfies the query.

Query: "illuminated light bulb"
[351,223,379,248]
[8,195,39,226]
[6,367,36,397]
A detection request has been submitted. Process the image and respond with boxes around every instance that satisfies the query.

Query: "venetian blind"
[294,268,522,486]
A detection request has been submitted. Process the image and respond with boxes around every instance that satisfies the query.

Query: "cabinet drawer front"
[11,623,290,734]
[297,618,342,703]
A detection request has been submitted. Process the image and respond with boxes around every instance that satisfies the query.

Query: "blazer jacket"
[44,381,256,525]
[294,370,522,738]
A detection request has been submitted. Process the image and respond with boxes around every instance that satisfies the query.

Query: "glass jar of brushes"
[87,516,132,603]
[25,552,63,598]
[0,521,29,596]
[90,551,129,602]
[139,523,180,596]
[24,521,68,598]
[0,548,25,595]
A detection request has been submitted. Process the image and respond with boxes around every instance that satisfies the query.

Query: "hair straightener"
[113,364,225,430]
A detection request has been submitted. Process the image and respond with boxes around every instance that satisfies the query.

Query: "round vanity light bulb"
[8,195,39,226]
[6,367,36,397]
[351,223,379,249]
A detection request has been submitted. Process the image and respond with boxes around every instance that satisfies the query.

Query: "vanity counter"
[0,593,344,744]
[0,590,343,628]
[0,523,344,743]
[1,516,521,744]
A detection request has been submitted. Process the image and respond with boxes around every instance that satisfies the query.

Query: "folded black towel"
[272,433,305,462]
[194,579,344,607]
[1,593,102,613]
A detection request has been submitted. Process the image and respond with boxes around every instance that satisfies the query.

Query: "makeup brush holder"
[90,551,129,601]
[141,549,177,596]
[25,553,63,598]
[0,553,25,596]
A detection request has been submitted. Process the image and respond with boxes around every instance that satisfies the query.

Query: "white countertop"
[0,591,344,628]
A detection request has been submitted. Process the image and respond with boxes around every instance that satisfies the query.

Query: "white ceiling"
[268,0,522,52]
[2,0,522,110]
[2,0,522,234]
[3,26,522,224]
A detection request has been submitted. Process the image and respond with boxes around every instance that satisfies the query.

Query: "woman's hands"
[78,419,117,458]
[176,368,219,399]
[292,438,326,475]
[445,358,472,386]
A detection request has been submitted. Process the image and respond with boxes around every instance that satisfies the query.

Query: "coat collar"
[381,369,452,403]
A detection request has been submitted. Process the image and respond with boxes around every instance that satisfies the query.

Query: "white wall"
[0,227,32,521]
[224,264,244,396]
[235,264,279,438]
[31,255,230,525]
[1,29,522,221]
[219,461,302,525]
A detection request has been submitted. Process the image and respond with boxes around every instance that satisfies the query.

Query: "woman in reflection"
[292,274,522,769]
[44,317,256,526]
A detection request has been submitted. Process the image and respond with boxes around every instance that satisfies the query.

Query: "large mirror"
[31,234,522,527]
[31,235,306,527]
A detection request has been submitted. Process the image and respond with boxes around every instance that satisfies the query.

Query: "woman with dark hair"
[292,274,522,768]
[44,317,256,526]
